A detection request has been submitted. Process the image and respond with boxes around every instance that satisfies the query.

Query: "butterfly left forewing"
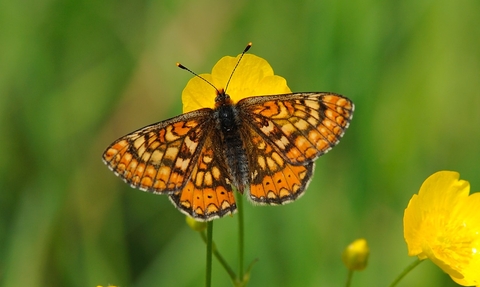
[238,92,354,165]
[102,109,212,193]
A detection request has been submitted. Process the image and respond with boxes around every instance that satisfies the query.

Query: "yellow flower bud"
[185,216,207,232]
[342,238,369,271]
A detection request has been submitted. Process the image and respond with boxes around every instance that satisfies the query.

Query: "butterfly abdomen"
[214,99,249,194]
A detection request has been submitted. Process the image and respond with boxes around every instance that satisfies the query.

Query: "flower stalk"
[236,190,245,278]
[388,258,423,287]
[206,221,213,287]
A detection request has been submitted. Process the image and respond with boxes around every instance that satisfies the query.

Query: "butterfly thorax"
[213,91,249,194]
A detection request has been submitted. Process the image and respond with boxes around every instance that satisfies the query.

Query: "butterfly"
[102,44,354,221]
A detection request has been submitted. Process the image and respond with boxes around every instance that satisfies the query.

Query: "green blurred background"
[1,0,479,286]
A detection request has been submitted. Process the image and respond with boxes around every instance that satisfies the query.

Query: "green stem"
[206,221,213,287]
[345,269,353,287]
[388,258,423,287]
[200,232,237,280]
[236,191,245,278]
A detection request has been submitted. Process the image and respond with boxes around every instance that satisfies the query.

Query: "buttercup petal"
[182,73,214,113]
[182,54,290,113]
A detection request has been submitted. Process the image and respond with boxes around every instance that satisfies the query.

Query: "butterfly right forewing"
[238,92,354,165]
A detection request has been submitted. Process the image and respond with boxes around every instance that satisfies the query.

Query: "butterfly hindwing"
[249,162,314,205]
[169,135,237,221]
[240,126,315,204]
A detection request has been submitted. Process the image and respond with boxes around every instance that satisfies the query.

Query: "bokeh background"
[2,0,480,286]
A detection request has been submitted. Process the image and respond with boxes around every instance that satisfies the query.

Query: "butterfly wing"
[102,109,213,193]
[238,92,354,165]
[238,92,352,205]
[241,125,315,204]
[169,135,237,221]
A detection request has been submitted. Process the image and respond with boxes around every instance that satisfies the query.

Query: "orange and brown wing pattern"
[102,109,212,193]
[242,128,314,204]
[169,136,237,221]
[249,163,314,205]
[238,92,354,165]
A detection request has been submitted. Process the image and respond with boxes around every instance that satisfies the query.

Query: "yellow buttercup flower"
[404,171,480,286]
[182,54,291,113]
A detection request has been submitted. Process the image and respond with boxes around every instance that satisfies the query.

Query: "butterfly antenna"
[224,42,252,93]
[176,62,221,95]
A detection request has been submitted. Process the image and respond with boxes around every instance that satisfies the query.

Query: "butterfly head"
[214,88,233,106]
